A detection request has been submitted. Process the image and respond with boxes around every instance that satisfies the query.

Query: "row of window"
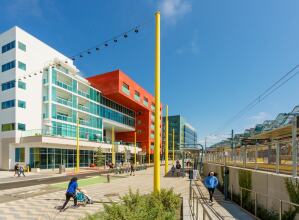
[1,60,26,72]
[1,80,26,91]
[100,96,135,118]
[121,82,154,108]
[2,123,25,131]
[2,40,26,53]
[1,99,26,109]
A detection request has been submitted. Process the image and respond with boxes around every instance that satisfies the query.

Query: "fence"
[205,142,299,176]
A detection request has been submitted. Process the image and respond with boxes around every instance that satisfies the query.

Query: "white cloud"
[205,134,230,147]
[159,0,192,24]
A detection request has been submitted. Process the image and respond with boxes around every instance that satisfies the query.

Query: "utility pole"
[112,126,115,165]
[76,116,80,173]
[165,105,169,175]
[153,11,161,193]
[172,128,175,165]
[134,131,137,167]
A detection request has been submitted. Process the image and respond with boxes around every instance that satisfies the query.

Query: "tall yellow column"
[154,11,161,193]
[148,144,151,164]
[112,126,115,165]
[76,117,80,173]
[165,105,169,175]
[172,128,175,165]
[134,131,137,166]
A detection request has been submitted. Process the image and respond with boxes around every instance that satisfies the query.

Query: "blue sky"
[1,0,299,146]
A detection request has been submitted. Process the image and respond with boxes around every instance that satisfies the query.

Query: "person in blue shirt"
[204,171,218,202]
[60,177,81,211]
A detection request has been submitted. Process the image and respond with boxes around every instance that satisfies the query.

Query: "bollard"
[107,174,110,183]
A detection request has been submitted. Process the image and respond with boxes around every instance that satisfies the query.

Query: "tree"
[95,146,105,167]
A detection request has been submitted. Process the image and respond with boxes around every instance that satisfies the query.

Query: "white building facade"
[0,26,140,170]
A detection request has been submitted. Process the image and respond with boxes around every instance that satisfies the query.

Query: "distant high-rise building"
[162,115,197,156]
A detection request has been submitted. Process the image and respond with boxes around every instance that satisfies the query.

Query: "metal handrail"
[189,180,221,220]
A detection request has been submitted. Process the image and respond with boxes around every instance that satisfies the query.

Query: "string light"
[69,18,153,61]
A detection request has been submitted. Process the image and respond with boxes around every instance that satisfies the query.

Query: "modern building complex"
[88,70,162,158]
[162,115,197,158]
[0,26,161,170]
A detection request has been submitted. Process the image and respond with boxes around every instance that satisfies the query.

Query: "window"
[2,60,16,72]
[18,81,26,90]
[1,100,15,109]
[18,123,26,131]
[18,100,26,108]
[15,148,25,162]
[18,41,26,52]
[18,61,26,71]
[2,41,15,53]
[143,97,148,107]
[122,82,130,95]
[134,91,140,101]
[1,80,15,91]
[2,123,15,131]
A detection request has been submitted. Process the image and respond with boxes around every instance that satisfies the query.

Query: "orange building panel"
[87,69,162,154]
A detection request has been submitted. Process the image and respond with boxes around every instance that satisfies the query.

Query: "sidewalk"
[0,166,192,220]
[0,167,253,220]
[195,180,254,220]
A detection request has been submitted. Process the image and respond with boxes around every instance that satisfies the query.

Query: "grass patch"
[51,176,107,189]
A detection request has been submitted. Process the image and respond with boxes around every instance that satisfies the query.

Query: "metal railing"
[234,186,299,220]
[205,143,299,176]
[188,180,219,220]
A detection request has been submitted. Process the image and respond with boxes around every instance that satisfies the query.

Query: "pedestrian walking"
[60,177,81,211]
[130,162,135,176]
[14,164,19,177]
[171,165,175,176]
[18,165,25,177]
[204,171,218,203]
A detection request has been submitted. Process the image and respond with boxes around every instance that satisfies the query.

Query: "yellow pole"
[165,105,169,175]
[112,126,115,165]
[154,11,161,193]
[76,116,80,173]
[134,131,137,166]
[172,128,175,165]
[148,144,151,164]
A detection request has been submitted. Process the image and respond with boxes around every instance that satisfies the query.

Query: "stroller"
[76,190,93,206]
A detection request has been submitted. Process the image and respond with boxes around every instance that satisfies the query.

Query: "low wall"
[203,162,298,217]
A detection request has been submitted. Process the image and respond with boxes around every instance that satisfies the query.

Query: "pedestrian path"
[195,180,254,220]
[0,167,253,220]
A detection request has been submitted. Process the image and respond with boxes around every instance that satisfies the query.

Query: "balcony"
[78,89,90,99]
[56,97,72,107]
[55,113,73,123]
[78,104,89,112]
[56,80,72,92]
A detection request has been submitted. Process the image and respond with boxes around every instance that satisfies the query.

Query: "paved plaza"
[0,167,253,220]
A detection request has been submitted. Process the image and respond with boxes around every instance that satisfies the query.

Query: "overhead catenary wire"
[211,64,299,135]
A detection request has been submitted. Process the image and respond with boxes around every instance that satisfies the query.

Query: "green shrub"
[84,188,181,220]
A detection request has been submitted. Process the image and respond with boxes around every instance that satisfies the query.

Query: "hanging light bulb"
[34,73,37,75]
[87,51,91,54]
[105,43,108,47]
[29,75,32,77]
[114,39,118,43]
[40,71,43,73]
[96,47,100,51]
[134,28,139,33]
[80,54,83,58]
[124,33,128,38]
[72,58,75,61]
